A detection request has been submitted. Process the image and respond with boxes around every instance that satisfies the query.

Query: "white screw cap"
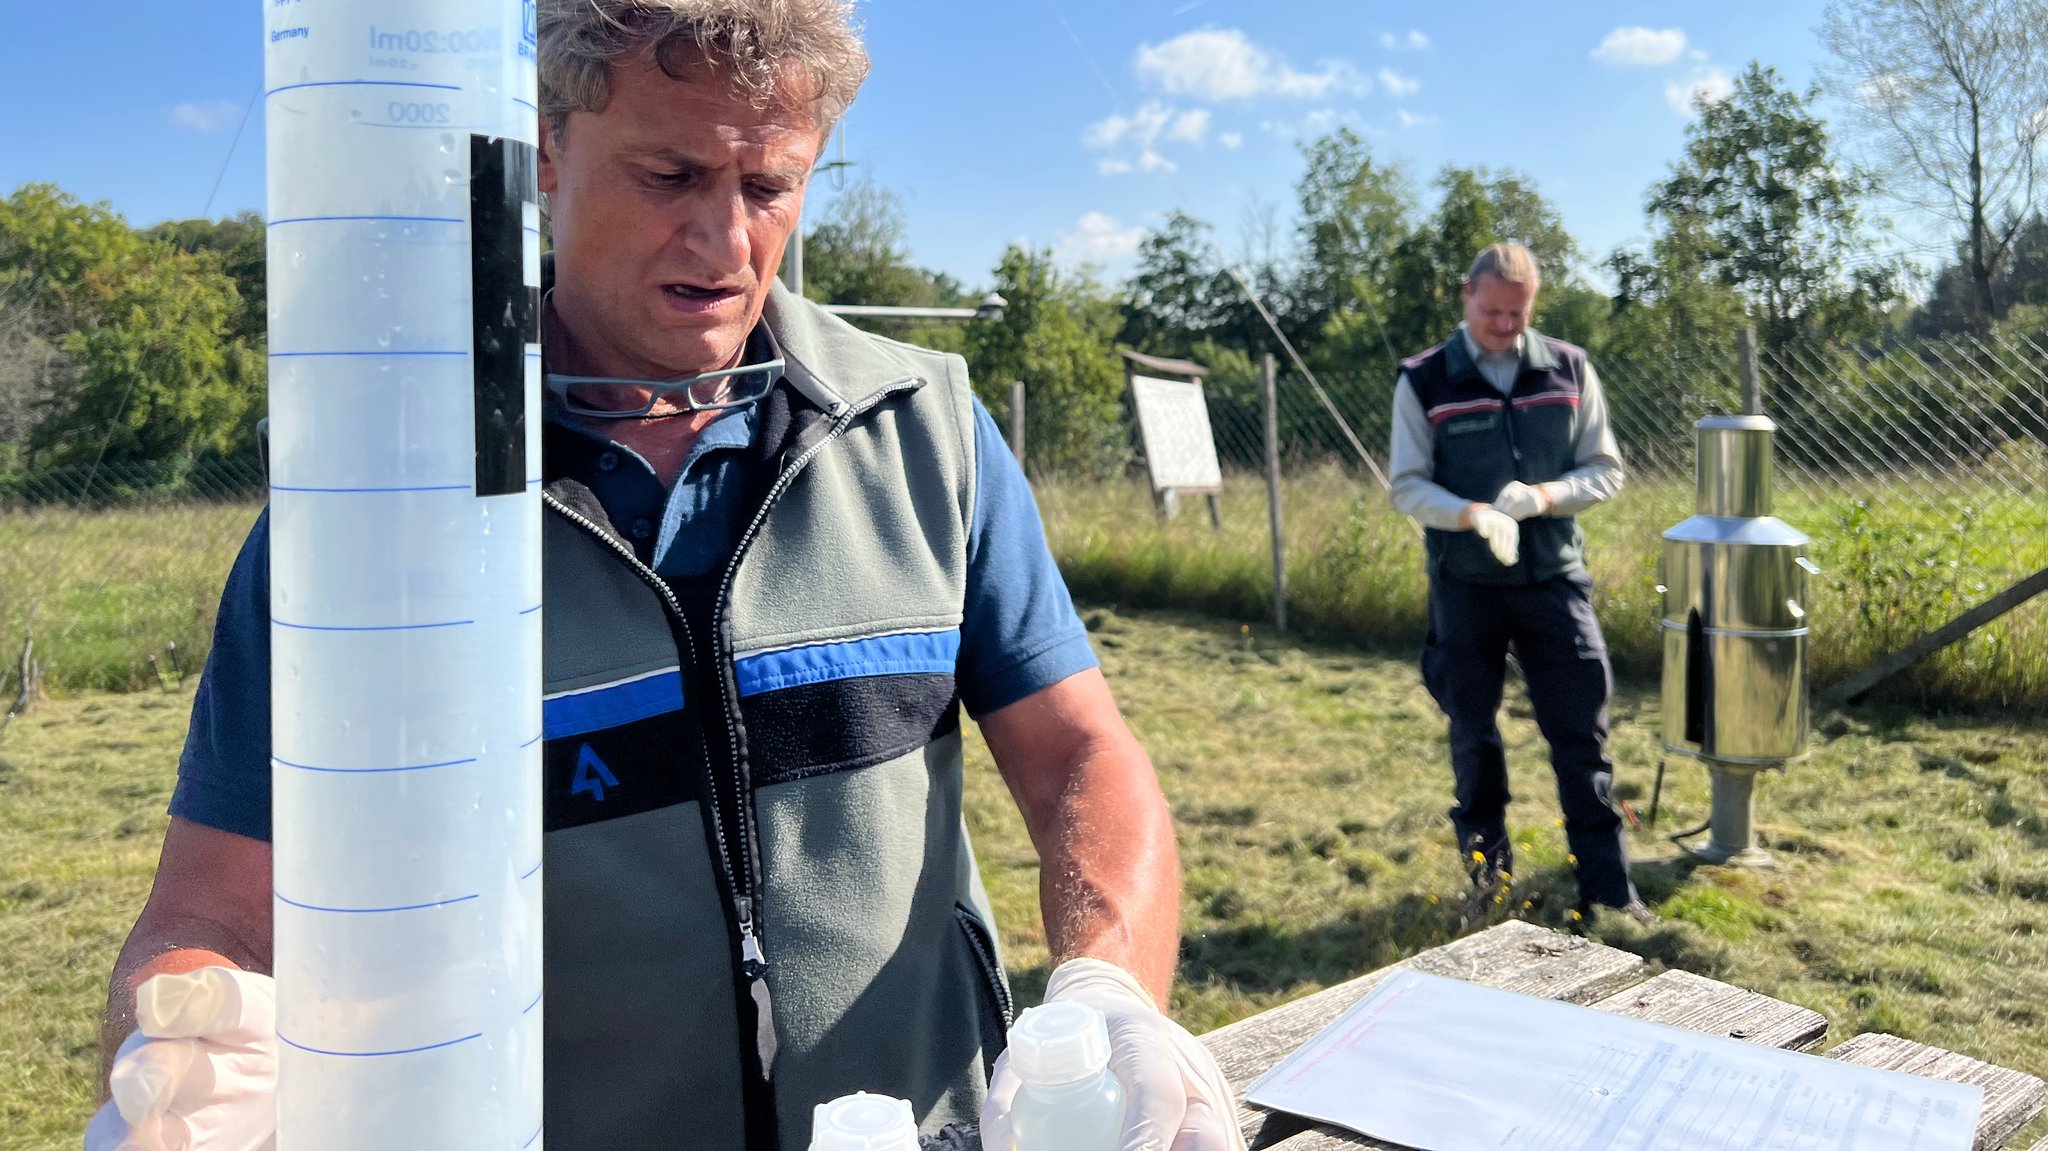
[1008,1001,1112,1087]
[809,1091,919,1151]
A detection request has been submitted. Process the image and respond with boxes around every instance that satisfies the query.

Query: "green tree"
[31,246,264,470]
[1383,165,1584,353]
[797,178,970,354]
[1292,128,1412,355]
[1648,62,1893,349]
[148,210,266,344]
[1119,210,1237,359]
[0,183,144,327]
[962,245,1127,477]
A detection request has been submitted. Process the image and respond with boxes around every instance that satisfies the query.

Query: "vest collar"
[1443,325,1560,382]
[761,281,927,418]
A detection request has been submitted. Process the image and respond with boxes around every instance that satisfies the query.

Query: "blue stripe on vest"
[543,668,685,740]
[734,629,962,697]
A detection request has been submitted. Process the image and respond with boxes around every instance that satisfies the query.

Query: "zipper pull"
[736,896,778,1078]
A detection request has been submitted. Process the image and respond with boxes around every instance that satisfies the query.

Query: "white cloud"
[1057,212,1147,265]
[1167,107,1211,144]
[167,99,242,133]
[1084,103,1174,150]
[1666,66,1735,115]
[1377,68,1421,98]
[1379,30,1430,52]
[1592,27,1688,67]
[1134,28,1363,102]
[1396,109,1438,129]
[1084,101,1211,175]
[1220,130,1244,150]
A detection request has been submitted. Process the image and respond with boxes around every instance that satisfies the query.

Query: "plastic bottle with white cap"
[1008,1001,1127,1151]
[809,1091,921,1151]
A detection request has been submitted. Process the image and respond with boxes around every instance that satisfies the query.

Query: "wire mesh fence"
[1,329,2043,707]
[0,457,265,695]
[1091,328,2048,708]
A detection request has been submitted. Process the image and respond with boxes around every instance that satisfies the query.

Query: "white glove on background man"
[85,966,276,1151]
[1490,480,1554,522]
[981,958,1247,1151]
[1462,505,1521,567]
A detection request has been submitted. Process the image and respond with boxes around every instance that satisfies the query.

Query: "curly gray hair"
[539,0,870,134]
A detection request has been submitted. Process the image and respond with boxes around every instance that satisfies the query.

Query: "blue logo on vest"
[572,744,620,802]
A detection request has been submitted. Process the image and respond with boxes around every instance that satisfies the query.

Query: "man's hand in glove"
[1461,504,1521,567]
[86,966,276,1151]
[982,958,1246,1151]
[1490,481,1554,522]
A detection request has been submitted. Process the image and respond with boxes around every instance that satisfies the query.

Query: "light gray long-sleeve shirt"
[1388,325,1625,531]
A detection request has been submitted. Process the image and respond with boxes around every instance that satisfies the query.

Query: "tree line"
[4,0,2044,482]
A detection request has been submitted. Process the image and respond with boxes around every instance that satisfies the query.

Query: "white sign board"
[1128,374,1223,492]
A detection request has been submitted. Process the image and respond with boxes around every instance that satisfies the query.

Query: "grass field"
[4,605,2045,1149]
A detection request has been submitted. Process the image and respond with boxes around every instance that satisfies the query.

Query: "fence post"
[1262,352,1287,632]
[1738,327,1762,415]
[1008,380,1026,466]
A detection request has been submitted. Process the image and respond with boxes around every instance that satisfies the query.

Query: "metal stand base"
[1690,765,1774,866]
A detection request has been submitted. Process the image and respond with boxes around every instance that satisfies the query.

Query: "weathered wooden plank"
[1205,920,1649,1147]
[1590,969,1829,1052]
[1827,1033,2047,1151]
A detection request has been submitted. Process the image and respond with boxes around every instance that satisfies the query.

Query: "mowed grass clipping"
[5,608,2048,1148]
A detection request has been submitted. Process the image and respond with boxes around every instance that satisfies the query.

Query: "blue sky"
[4,1,1861,291]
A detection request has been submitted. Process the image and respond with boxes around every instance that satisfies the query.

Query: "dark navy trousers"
[1421,569,1637,908]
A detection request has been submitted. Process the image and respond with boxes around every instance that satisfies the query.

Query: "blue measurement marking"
[274,617,474,632]
[268,79,462,97]
[270,350,468,358]
[521,1121,542,1149]
[278,1031,484,1058]
[522,990,542,1014]
[271,483,471,494]
[522,226,542,236]
[268,215,463,227]
[274,754,478,775]
[513,97,538,112]
[519,603,543,615]
[276,891,480,914]
[519,859,543,881]
[519,731,544,748]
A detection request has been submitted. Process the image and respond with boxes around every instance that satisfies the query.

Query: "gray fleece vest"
[1400,330,1589,584]
[536,283,1010,1151]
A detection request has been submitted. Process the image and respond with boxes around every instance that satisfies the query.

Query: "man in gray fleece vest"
[91,3,1244,1150]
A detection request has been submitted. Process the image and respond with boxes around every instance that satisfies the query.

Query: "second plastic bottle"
[1008,1001,1127,1151]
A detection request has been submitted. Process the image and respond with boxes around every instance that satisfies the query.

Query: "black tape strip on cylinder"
[470,135,540,497]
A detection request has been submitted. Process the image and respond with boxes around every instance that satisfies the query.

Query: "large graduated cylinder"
[264,1,543,1147]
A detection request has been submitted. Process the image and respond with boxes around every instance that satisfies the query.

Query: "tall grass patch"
[1035,468,2047,710]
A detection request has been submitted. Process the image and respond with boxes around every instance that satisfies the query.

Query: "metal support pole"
[1738,327,1761,416]
[1262,353,1287,632]
[1009,380,1026,465]
[787,222,804,298]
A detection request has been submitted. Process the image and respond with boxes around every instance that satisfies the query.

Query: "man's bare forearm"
[99,916,270,1096]
[1035,737,1182,1004]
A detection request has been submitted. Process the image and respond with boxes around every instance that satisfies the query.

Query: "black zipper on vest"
[693,375,926,1143]
[543,491,781,1140]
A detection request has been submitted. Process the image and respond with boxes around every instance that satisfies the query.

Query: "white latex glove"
[982,958,1246,1151]
[1491,480,1554,522]
[85,967,276,1151]
[1465,505,1521,567]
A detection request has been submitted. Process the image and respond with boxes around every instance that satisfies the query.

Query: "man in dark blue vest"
[1388,242,1650,927]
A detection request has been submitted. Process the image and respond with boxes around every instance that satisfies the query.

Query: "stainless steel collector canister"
[1659,415,1818,863]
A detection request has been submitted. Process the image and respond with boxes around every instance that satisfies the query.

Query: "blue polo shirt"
[171,393,1095,843]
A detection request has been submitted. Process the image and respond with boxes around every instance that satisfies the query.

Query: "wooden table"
[1201,920,2046,1150]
